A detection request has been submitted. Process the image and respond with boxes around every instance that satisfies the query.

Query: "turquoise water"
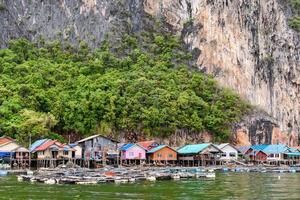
[0,173,299,200]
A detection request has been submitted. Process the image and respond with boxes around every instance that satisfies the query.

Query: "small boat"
[178,173,188,179]
[171,174,180,180]
[45,179,56,185]
[17,176,23,182]
[129,178,136,182]
[114,178,129,184]
[76,181,97,185]
[156,173,171,180]
[97,179,107,183]
[206,173,216,178]
[195,173,208,178]
[222,168,229,172]
[0,170,7,176]
[27,170,34,175]
[146,176,156,181]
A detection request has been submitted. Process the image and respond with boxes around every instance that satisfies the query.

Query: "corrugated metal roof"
[138,141,158,149]
[147,145,168,153]
[250,144,269,151]
[13,147,29,152]
[238,146,250,154]
[77,135,100,143]
[177,143,211,154]
[285,152,300,156]
[29,139,49,152]
[77,134,119,143]
[35,140,64,152]
[0,136,14,145]
[261,144,288,154]
[289,147,300,153]
[216,143,229,149]
[68,143,78,148]
[119,143,134,151]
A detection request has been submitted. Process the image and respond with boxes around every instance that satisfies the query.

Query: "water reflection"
[0,173,299,200]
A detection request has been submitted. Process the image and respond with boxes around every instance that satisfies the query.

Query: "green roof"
[285,152,300,157]
[147,145,167,153]
[177,143,211,154]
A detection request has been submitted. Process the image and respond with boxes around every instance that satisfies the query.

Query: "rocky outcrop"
[0,0,146,48]
[144,0,300,146]
[0,0,299,145]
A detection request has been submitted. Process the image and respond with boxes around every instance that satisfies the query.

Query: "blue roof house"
[177,143,222,165]
[119,143,146,160]
[246,144,290,161]
[262,144,289,161]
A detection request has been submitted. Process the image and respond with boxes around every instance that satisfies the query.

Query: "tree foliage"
[0,34,250,144]
[289,0,300,31]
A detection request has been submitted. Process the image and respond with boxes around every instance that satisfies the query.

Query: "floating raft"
[17,167,216,185]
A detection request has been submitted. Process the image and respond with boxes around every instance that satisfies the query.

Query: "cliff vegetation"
[289,0,300,31]
[0,32,250,145]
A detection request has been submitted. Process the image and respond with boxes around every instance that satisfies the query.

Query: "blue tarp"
[0,152,15,158]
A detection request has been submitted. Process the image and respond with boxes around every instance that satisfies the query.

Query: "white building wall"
[219,145,238,160]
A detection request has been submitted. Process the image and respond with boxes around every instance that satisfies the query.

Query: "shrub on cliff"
[289,0,300,31]
[0,34,250,144]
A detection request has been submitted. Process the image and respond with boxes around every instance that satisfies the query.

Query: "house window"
[229,153,236,157]
[168,154,173,158]
[269,154,274,158]
[157,153,162,158]
[63,151,68,155]
[275,154,279,158]
[129,152,134,157]
[38,151,44,155]
[221,153,226,157]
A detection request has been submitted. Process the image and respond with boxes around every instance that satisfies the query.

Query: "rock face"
[144,0,300,146]
[0,0,145,48]
[0,0,299,145]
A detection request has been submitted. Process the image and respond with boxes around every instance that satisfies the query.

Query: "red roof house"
[138,141,159,151]
[32,139,75,159]
[0,136,14,145]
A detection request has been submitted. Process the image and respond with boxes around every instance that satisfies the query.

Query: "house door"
[52,151,58,159]
[138,153,142,159]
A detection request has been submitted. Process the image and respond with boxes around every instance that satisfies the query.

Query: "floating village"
[0,135,300,185]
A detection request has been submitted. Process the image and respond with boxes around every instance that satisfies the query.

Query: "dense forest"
[0,32,250,145]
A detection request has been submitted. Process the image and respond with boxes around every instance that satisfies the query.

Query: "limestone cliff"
[0,0,299,145]
[143,0,300,146]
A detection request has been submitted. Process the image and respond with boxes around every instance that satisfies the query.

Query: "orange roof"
[138,141,158,150]
[35,140,64,151]
[0,136,14,145]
